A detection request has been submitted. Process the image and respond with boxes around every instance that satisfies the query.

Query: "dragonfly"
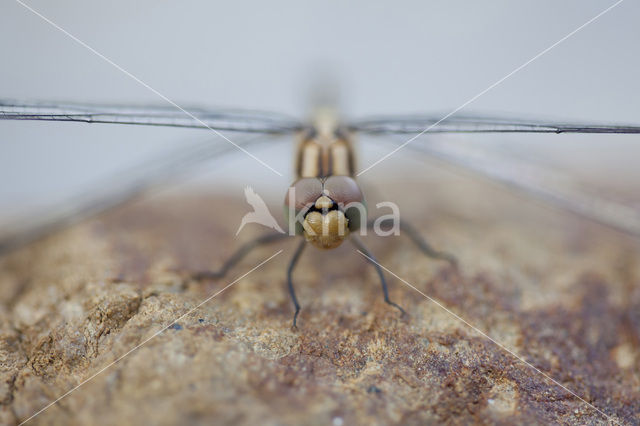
[2,99,640,326]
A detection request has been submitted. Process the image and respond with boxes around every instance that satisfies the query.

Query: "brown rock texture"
[1,168,639,425]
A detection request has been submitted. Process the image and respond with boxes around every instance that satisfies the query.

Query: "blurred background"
[0,0,639,233]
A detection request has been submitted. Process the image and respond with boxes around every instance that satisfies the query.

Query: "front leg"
[350,235,406,316]
[287,239,306,328]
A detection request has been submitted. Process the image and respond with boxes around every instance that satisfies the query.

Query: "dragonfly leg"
[367,218,457,268]
[192,232,289,280]
[350,235,406,316]
[288,239,306,328]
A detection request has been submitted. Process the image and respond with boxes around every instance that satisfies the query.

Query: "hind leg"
[368,218,457,267]
[192,232,289,280]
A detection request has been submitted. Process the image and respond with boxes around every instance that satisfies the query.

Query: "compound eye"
[322,176,364,206]
[284,178,323,211]
[323,176,366,232]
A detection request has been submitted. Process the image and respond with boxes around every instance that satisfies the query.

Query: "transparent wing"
[369,134,640,238]
[0,133,286,255]
[0,99,304,134]
[350,113,640,134]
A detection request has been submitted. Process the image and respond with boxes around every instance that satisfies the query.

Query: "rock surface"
[1,170,639,425]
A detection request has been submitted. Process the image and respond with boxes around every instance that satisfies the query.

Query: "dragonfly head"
[285,176,366,249]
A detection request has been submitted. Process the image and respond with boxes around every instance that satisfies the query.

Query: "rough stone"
[1,170,639,425]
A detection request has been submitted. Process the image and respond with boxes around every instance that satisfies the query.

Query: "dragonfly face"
[285,175,365,249]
